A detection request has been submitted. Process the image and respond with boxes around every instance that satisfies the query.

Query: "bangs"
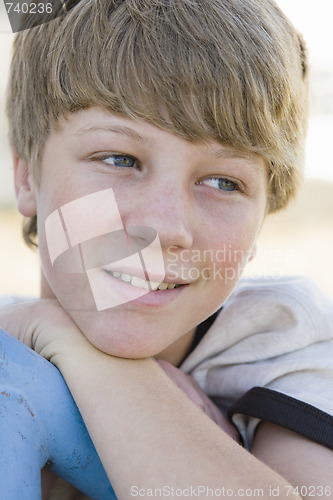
[44,0,304,166]
[7,0,309,235]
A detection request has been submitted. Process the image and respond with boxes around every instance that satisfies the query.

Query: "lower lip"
[104,271,188,308]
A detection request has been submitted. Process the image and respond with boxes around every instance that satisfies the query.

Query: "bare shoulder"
[252,422,333,498]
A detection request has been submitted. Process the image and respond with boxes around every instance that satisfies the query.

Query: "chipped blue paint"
[0,329,116,499]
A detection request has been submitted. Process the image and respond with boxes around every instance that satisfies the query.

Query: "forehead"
[54,107,266,170]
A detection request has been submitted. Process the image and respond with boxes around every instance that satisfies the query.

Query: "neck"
[156,327,196,366]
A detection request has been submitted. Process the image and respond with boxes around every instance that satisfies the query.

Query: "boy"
[1,0,333,498]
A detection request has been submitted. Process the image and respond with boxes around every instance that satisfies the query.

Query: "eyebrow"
[75,124,259,165]
[75,125,151,146]
[207,146,257,163]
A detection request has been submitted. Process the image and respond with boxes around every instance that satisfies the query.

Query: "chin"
[97,345,157,360]
[67,306,166,359]
[89,335,160,359]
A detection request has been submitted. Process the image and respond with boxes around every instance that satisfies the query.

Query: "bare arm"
[52,339,301,499]
[1,300,330,499]
[156,359,240,440]
[18,301,303,499]
[252,423,333,500]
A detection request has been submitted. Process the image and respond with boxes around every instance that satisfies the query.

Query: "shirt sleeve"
[181,276,333,449]
[228,386,333,450]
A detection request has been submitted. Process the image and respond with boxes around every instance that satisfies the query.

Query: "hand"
[0,299,91,366]
[0,299,37,347]
[0,302,236,441]
[157,359,239,441]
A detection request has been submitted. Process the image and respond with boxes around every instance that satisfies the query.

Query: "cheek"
[208,210,260,261]
[40,245,96,312]
[37,208,98,313]
[203,208,262,289]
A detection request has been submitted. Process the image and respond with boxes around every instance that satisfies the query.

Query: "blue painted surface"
[0,328,117,499]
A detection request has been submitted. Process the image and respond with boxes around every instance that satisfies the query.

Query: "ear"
[13,151,37,217]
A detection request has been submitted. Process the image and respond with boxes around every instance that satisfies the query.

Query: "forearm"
[56,344,301,499]
[0,301,304,498]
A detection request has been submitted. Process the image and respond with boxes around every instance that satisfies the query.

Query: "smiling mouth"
[105,270,183,291]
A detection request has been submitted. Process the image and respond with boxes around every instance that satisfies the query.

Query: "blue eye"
[201,178,237,191]
[101,154,136,168]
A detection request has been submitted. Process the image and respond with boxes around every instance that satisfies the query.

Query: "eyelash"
[197,177,240,193]
[95,153,139,169]
[92,154,241,193]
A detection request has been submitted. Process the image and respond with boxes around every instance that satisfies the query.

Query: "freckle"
[1,391,10,397]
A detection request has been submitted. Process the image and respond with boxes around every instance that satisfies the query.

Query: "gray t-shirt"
[181,276,333,449]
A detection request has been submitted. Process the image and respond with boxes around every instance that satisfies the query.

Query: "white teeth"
[130,276,147,289]
[106,270,180,291]
[150,281,160,290]
[121,273,132,282]
[158,283,169,290]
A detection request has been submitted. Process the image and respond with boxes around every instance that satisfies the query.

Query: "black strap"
[228,387,333,450]
[178,309,220,366]
[191,309,220,351]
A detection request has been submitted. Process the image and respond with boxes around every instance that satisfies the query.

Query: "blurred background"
[0,0,332,298]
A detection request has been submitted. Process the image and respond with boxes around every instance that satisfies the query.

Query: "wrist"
[25,299,92,368]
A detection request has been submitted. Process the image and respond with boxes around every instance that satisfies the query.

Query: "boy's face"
[17,107,268,363]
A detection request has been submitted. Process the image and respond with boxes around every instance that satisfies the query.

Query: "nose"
[123,182,194,250]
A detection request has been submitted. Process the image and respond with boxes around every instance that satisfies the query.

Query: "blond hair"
[6,0,309,246]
